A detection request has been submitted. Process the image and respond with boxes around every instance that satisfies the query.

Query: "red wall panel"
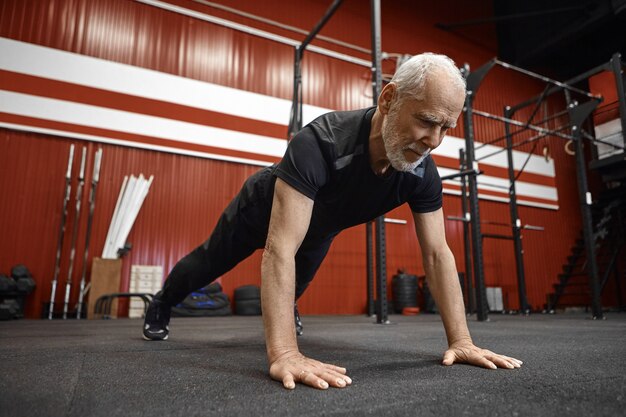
[0,0,598,318]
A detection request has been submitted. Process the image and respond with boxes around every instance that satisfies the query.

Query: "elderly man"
[143,53,523,390]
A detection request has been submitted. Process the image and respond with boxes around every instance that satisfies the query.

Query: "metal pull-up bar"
[297,0,343,58]
[512,53,625,113]
[474,107,571,151]
[288,0,344,139]
[493,59,601,100]
[472,109,579,141]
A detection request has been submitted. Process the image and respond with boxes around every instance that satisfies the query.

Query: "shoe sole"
[142,333,168,341]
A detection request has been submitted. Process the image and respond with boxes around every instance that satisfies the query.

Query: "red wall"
[0,0,593,318]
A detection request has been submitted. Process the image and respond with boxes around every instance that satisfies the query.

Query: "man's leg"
[292,236,335,335]
[143,197,267,340]
[294,236,335,299]
[159,216,263,307]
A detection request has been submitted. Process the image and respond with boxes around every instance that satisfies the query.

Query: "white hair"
[390,53,466,102]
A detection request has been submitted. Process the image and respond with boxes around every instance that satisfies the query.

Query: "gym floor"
[1,313,625,417]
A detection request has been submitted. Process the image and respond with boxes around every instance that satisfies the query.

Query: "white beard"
[382,110,430,172]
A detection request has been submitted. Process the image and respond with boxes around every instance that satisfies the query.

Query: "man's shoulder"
[306,107,373,161]
[308,108,371,139]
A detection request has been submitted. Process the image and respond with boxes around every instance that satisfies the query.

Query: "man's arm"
[262,178,352,390]
[412,208,523,370]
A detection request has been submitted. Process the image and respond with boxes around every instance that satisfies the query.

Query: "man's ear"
[378,83,397,115]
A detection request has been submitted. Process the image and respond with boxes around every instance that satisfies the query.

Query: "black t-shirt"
[272,107,442,239]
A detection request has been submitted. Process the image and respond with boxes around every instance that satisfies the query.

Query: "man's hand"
[442,341,523,369]
[269,351,352,390]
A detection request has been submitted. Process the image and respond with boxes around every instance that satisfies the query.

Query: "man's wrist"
[448,336,473,347]
[266,346,300,364]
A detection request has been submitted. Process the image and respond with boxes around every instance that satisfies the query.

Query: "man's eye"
[418,119,433,127]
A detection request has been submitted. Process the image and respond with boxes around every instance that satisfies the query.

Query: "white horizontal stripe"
[475,141,556,177]
[0,91,557,201]
[475,193,559,210]
[0,122,274,167]
[0,37,554,180]
[0,37,333,128]
[0,91,288,157]
[442,188,559,210]
[1,118,559,209]
[434,135,555,177]
[479,176,557,201]
[437,167,557,201]
[514,201,558,210]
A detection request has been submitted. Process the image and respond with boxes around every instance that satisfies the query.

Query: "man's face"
[381,74,465,172]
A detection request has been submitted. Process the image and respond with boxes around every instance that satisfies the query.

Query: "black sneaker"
[143,294,171,341]
[294,303,303,337]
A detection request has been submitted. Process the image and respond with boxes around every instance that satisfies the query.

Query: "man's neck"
[369,109,391,176]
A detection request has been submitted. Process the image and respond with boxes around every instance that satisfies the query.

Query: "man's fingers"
[282,374,296,390]
[296,367,351,389]
[270,354,351,390]
[502,355,523,366]
[443,344,522,371]
[487,354,521,369]
[320,363,352,385]
[489,355,515,369]
[318,370,351,388]
[300,371,329,390]
[472,356,497,370]
[442,350,456,366]
[322,363,347,374]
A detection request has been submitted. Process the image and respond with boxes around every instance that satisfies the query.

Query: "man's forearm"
[423,249,472,346]
[261,250,299,363]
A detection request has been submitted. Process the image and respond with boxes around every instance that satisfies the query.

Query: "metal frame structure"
[507,54,626,319]
[564,54,625,174]
[287,0,390,323]
[287,0,344,140]
[460,57,623,320]
[509,54,626,152]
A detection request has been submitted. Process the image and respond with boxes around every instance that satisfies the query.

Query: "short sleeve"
[274,126,330,199]
[407,156,443,213]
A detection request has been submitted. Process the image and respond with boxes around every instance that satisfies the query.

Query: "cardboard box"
[128,265,163,318]
[87,258,122,319]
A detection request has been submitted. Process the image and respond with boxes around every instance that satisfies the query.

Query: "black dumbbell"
[10,265,36,294]
[11,264,32,279]
[16,277,36,294]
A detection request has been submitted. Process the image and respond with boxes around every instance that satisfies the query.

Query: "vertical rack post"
[463,69,489,321]
[567,97,603,319]
[503,106,531,314]
[459,148,475,314]
[366,222,375,316]
[370,0,389,324]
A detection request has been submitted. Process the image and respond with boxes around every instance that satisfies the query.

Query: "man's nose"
[420,126,443,149]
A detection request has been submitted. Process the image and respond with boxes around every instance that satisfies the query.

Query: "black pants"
[159,175,334,307]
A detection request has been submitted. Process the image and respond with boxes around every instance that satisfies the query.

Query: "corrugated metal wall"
[0,0,590,318]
